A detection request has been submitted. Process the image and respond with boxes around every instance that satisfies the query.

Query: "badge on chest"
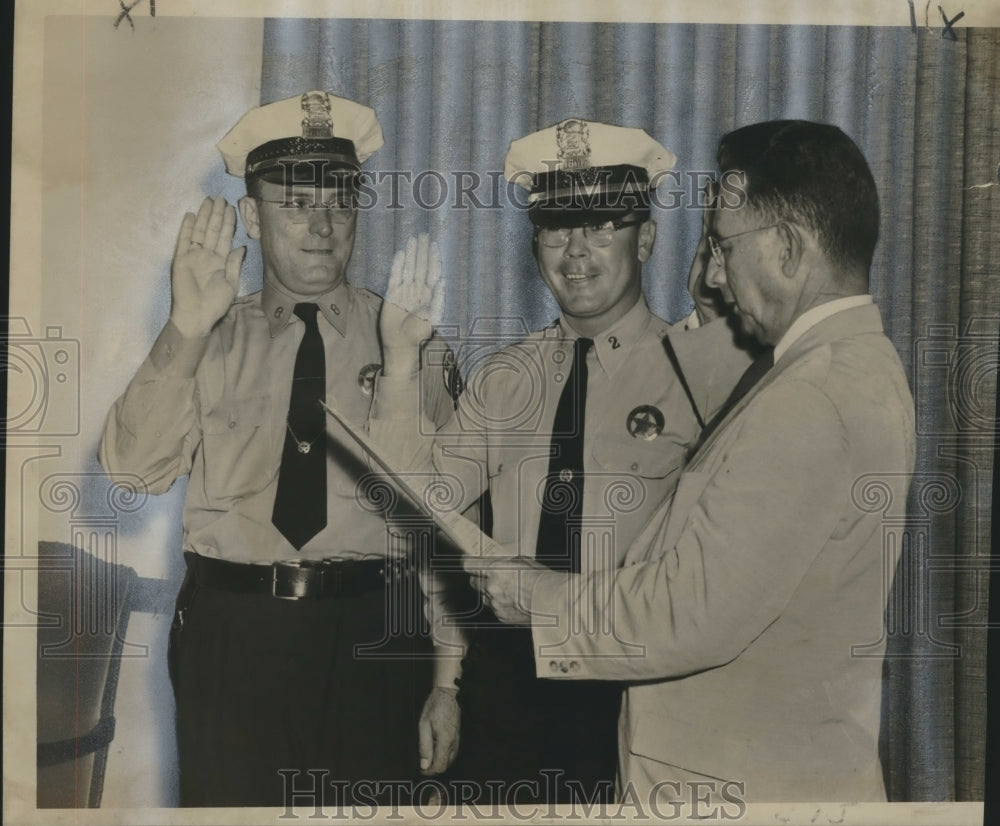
[627,405,665,440]
[357,363,381,396]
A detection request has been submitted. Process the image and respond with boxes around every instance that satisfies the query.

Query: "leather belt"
[184,552,408,600]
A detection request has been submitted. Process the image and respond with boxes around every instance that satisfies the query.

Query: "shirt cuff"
[432,646,464,689]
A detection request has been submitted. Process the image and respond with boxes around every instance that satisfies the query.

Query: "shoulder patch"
[442,348,465,402]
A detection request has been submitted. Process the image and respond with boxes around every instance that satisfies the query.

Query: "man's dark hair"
[717,120,879,274]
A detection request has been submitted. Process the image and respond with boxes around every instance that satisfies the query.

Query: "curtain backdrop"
[259,20,999,801]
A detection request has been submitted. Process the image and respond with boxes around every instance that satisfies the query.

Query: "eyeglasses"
[536,217,645,248]
[707,223,780,267]
[256,195,355,224]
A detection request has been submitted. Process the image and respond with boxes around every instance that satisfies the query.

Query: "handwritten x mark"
[114,0,148,31]
[938,6,965,41]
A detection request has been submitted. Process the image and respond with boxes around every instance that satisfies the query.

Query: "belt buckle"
[271,559,324,599]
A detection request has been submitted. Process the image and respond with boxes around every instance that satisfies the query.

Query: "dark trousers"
[168,563,433,807]
[451,622,622,804]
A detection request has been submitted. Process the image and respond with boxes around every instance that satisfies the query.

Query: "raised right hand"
[169,196,246,339]
[379,233,444,377]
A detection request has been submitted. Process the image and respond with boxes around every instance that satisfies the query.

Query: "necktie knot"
[294,302,319,325]
[574,337,594,362]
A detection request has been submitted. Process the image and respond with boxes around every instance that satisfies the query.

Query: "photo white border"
[8,1,998,823]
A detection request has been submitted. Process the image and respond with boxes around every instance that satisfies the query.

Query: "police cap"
[217,91,384,190]
[505,119,676,227]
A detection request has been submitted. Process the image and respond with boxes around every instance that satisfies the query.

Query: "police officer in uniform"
[100,92,459,807]
[371,119,750,803]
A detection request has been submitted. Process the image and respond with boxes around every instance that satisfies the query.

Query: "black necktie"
[272,303,327,549]
[687,347,775,461]
[535,337,593,573]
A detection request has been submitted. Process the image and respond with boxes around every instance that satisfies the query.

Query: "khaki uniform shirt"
[100,280,455,564]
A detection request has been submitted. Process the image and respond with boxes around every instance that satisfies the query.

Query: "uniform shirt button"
[569,661,580,673]
[560,662,569,673]
[228,420,236,429]
[631,462,639,471]
[549,661,560,673]
[559,468,574,483]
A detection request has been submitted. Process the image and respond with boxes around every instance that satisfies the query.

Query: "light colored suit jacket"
[530,303,916,802]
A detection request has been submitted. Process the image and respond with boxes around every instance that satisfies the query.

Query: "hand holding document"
[320,398,495,558]
[321,398,547,624]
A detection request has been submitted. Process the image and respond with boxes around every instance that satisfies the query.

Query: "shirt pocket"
[592,436,686,478]
[200,393,275,503]
[591,433,687,520]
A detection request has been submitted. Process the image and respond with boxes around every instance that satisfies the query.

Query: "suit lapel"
[686,304,886,471]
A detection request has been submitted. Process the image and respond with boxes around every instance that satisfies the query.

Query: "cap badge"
[556,119,591,171]
[627,405,665,441]
[301,91,334,139]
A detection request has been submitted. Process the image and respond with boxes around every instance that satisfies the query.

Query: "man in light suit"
[474,119,917,803]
